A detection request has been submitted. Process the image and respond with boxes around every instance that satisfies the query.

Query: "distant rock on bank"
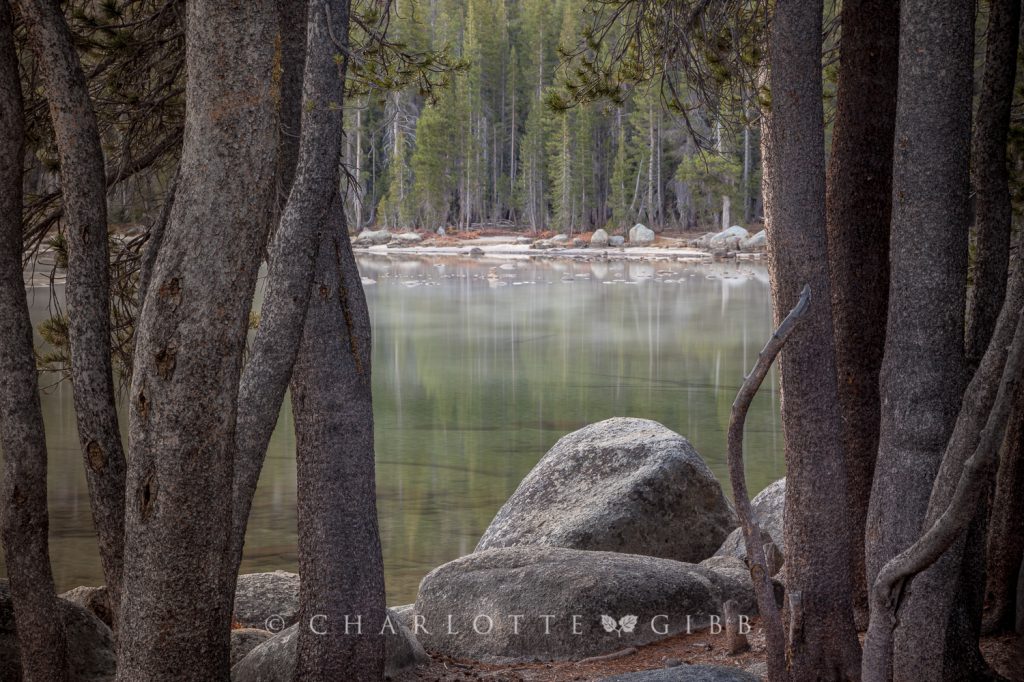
[353,229,391,246]
[629,224,656,245]
[476,417,736,563]
[591,228,610,247]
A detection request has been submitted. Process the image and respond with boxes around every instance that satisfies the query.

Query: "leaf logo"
[600,614,638,636]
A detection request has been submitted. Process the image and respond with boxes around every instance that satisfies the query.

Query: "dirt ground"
[404,622,1024,681]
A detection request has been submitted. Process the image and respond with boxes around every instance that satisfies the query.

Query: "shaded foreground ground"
[403,623,1024,681]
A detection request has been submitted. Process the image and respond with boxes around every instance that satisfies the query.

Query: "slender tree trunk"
[986,378,1024,634]
[116,2,278,678]
[862,0,974,678]
[764,1,861,677]
[0,4,68,678]
[824,0,899,629]
[863,0,973,634]
[228,0,350,594]
[965,0,1021,369]
[292,200,386,679]
[18,0,127,628]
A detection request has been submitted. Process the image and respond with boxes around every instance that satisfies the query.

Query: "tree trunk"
[276,0,308,214]
[764,0,861,677]
[862,277,1024,682]
[292,200,386,679]
[863,2,973,666]
[115,2,278,678]
[965,0,1021,369]
[824,0,899,629]
[227,0,347,591]
[18,0,127,627]
[0,4,68,678]
[985,379,1024,634]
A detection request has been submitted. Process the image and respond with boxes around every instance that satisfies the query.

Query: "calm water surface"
[16,254,784,604]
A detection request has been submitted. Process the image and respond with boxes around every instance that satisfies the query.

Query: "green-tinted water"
[21,254,783,604]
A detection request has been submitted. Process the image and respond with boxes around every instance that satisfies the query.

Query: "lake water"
[17,253,784,605]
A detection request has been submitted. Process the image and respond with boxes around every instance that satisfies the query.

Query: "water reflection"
[12,254,783,604]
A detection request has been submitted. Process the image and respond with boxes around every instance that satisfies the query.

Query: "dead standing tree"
[728,283,810,682]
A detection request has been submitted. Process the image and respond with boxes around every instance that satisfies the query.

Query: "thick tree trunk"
[228,0,349,592]
[862,284,1024,682]
[18,0,127,627]
[0,4,68,679]
[824,0,899,630]
[115,2,278,679]
[764,0,861,678]
[864,3,973,671]
[965,0,1021,369]
[292,201,386,679]
[985,383,1024,634]
[275,0,308,215]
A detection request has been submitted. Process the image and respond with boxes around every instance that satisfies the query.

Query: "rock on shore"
[714,478,786,565]
[476,418,736,563]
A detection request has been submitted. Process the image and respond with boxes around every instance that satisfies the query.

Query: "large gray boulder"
[234,571,301,630]
[414,546,729,663]
[476,418,736,563]
[715,478,786,563]
[591,228,610,247]
[231,609,428,681]
[629,224,656,245]
[389,232,422,245]
[599,665,760,681]
[353,229,391,246]
[0,581,116,682]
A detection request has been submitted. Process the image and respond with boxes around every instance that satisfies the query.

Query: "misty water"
[20,254,784,604]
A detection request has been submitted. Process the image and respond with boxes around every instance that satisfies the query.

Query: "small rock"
[391,232,422,244]
[551,234,570,243]
[516,236,533,245]
[436,226,446,236]
[591,229,610,247]
[629,224,655,245]
[231,609,428,681]
[59,585,111,629]
[609,235,626,247]
[715,478,786,564]
[573,238,587,248]
[469,247,484,256]
[231,628,273,667]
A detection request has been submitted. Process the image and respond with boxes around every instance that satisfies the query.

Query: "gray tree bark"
[115,2,278,678]
[292,199,386,679]
[17,0,127,628]
[228,0,347,593]
[0,3,68,678]
[862,277,1024,682]
[965,0,1021,369]
[864,1,974,665]
[824,0,899,629]
[985,381,1024,634]
[764,0,861,677]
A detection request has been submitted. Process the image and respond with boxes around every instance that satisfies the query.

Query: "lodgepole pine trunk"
[115,1,278,678]
[227,0,346,590]
[863,293,1024,682]
[291,200,386,679]
[985,381,1024,634]
[0,3,67,678]
[864,4,974,676]
[965,0,1021,369]
[764,0,861,677]
[824,0,899,628]
[17,0,127,627]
